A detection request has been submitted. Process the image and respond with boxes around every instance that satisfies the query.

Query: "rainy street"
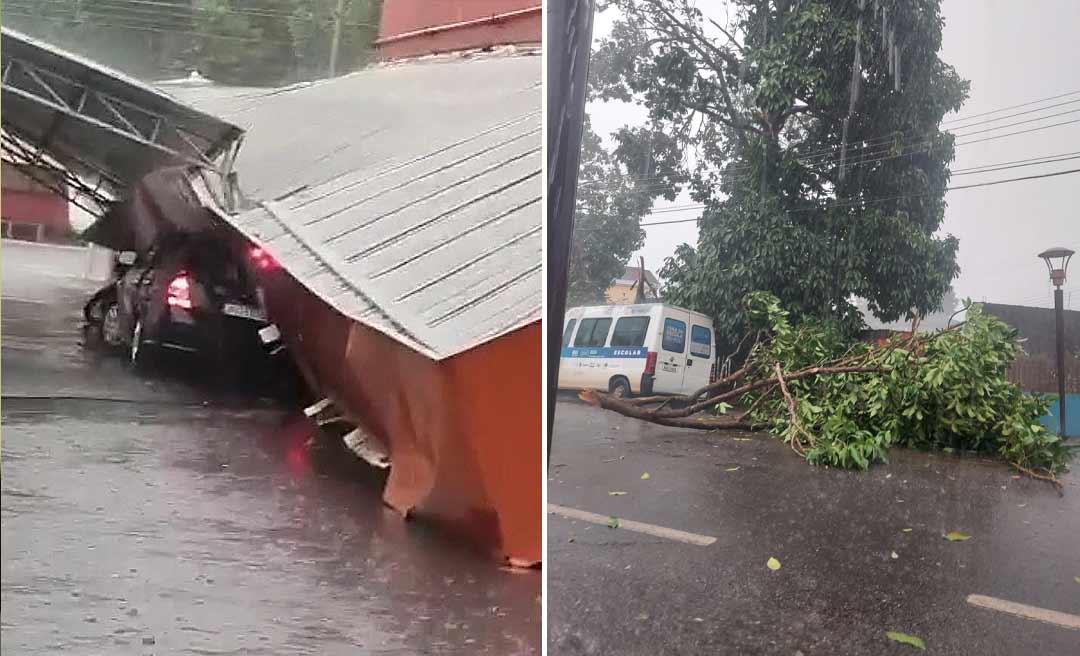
[548,398,1080,656]
[1,241,541,655]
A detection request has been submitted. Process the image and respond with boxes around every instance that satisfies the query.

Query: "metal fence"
[1007,354,1080,394]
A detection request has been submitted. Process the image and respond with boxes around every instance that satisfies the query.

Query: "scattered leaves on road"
[901,528,913,533]
[1074,576,1080,584]
[943,531,972,542]
[891,551,899,560]
[608,491,627,496]
[766,557,781,571]
[607,516,620,529]
[885,631,925,650]
[640,472,650,480]
[725,466,741,472]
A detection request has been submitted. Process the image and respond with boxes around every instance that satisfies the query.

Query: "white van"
[559,303,716,397]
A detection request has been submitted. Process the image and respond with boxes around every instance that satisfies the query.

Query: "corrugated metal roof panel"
[181,52,541,359]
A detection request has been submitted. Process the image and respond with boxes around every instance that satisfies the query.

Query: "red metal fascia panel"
[256,267,541,565]
[377,0,541,59]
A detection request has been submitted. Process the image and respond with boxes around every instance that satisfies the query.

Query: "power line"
[614,167,1080,228]
[579,89,1080,190]
[579,106,1080,191]
[1,12,300,46]
[943,97,1080,131]
[941,89,1080,124]
[21,0,378,26]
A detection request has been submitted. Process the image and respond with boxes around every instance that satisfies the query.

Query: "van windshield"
[611,316,650,347]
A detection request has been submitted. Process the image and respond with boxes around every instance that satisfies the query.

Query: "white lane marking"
[966,594,1080,630]
[549,504,717,546]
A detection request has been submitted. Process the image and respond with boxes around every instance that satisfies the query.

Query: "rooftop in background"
[170,49,542,360]
[611,266,660,288]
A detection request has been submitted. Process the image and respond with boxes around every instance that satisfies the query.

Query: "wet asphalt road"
[1,242,540,655]
[548,398,1079,656]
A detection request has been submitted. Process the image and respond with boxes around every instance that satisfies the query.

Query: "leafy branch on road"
[581,292,1072,490]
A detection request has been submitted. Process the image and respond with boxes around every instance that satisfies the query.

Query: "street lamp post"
[1038,247,1074,436]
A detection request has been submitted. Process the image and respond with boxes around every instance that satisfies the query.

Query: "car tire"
[129,317,156,370]
[609,376,632,399]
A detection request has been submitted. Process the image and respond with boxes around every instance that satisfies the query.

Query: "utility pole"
[329,0,348,78]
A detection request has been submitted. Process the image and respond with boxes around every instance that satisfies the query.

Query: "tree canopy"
[568,117,684,305]
[591,0,969,342]
[4,0,381,85]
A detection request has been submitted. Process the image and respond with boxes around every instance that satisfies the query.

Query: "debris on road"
[886,631,926,650]
[766,557,781,571]
[943,531,972,542]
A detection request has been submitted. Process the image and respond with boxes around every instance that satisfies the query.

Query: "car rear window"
[691,325,712,358]
[573,317,612,348]
[562,318,577,347]
[610,316,650,347]
[662,318,686,353]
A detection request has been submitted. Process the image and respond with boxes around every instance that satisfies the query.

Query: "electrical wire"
[19,0,378,26]
[599,167,1080,229]
[1,12,300,46]
[579,89,1080,190]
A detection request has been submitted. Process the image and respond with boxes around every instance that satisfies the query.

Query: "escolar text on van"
[559,303,715,397]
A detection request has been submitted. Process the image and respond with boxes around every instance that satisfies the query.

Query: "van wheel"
[608,376,631,398]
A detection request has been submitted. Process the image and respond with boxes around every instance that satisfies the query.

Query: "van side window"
[690,325,711,358]
[662,318,686,353]
[574,317,613,348]
[562,319,577,347]
[610,316,650,347]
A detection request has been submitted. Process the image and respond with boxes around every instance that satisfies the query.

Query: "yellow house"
[605,266,661,304]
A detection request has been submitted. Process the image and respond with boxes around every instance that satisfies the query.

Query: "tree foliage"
[741,292,1070,478]
[568,117,683,305]
[591,0,969,340]
[584,291,1072,484]
[4,0,381,85]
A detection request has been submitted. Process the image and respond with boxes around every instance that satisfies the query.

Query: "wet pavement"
[548,398,1079,656]
[1,242,540,655]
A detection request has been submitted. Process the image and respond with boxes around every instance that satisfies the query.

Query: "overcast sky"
[585,0,1080,311]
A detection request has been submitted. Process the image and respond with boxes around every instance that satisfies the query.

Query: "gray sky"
[585,0,1080,311]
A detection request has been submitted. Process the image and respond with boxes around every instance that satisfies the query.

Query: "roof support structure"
[2,55,220,172]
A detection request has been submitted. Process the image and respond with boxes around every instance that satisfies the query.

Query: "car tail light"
[644,351,657,375]
[249,246,279,271]
[167,272,192,309]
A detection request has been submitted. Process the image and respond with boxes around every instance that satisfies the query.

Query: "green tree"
[569,117,683,305]
[3,0,196,79]
[592,0,968,341]
[4,1,382,85]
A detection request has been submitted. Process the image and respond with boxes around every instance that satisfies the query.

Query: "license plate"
[222,303,266,322]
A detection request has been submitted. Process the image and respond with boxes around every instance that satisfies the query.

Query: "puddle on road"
[2,407,540,655]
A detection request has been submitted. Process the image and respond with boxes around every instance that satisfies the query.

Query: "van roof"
[566,303,712,321]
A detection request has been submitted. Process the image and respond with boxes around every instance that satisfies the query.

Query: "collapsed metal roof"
[179,51,542,360]
[0,27,243,212]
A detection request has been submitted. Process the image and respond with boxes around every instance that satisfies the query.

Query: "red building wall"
[1,161,71,241]
[377,0,541,59]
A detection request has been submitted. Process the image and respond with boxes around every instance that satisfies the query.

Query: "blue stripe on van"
[561,347,648,359]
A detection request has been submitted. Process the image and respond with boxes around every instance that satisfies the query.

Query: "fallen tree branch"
[773,362,815,456]
[579,390,755,431]
[651,365,883,419]
[1010,461,1064,496]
